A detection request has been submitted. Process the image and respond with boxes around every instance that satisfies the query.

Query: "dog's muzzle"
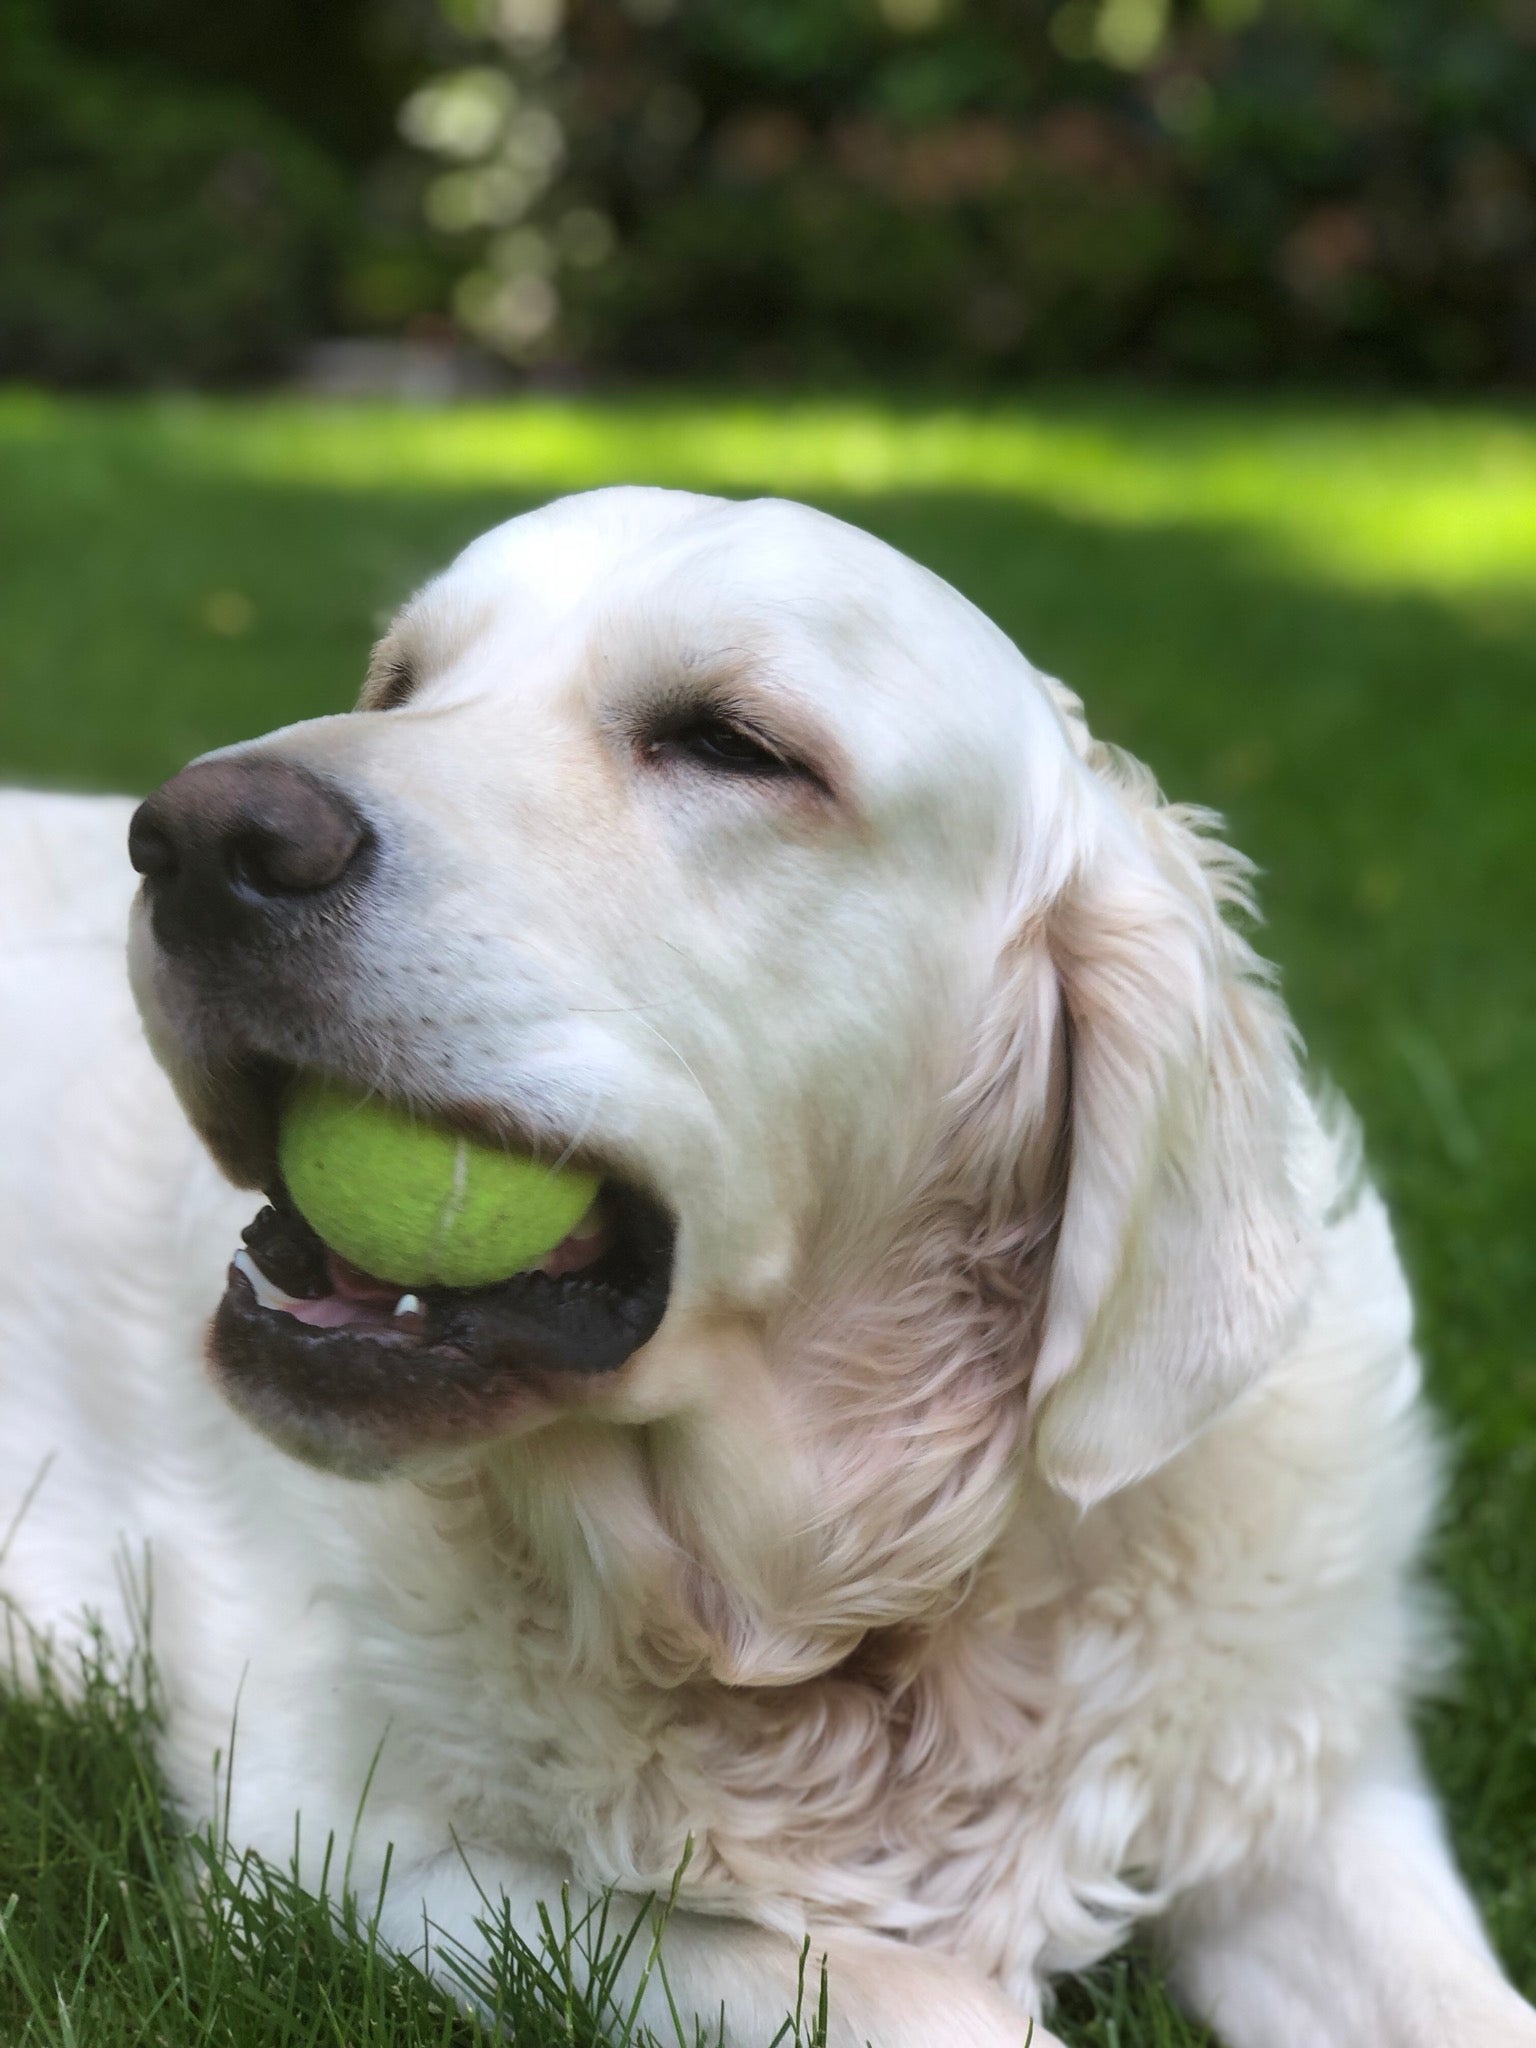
[127,755,677,1478]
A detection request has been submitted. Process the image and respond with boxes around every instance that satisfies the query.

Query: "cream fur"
[1,489,1531,2047]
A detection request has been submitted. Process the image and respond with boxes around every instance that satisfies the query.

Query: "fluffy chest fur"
[306,1135,1436,2006]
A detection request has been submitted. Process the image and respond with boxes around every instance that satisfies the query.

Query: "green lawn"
[2,388,1534,2045]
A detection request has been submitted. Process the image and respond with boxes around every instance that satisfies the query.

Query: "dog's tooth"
[393,1293,422,1319]
[233,1246,302,1314]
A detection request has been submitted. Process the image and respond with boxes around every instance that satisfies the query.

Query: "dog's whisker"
[546,1079,605,1177]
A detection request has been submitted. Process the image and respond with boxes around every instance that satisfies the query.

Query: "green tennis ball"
[277,1077,600,1289]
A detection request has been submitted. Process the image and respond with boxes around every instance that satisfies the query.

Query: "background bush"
[419,0,1536,384]
[0,45,345,386]
[0,0,448,386]
[3,0,1535,385]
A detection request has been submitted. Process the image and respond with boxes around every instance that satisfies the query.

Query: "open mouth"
[212,1168,675,1477]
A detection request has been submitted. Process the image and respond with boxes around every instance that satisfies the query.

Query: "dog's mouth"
[211,1154,675,1479]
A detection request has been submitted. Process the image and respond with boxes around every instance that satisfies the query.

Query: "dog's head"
[130,488,1310,1661]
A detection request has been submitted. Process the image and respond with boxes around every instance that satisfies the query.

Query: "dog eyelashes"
[642,709,803,782]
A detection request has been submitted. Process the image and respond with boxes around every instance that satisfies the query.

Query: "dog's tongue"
[274,1252,404,1330]
[232,1207,613,1334]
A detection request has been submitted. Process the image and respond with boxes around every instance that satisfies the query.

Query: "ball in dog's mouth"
[209,1178,675,1478]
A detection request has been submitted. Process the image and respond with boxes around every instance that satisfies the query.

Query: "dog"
[2,487,1532,2047]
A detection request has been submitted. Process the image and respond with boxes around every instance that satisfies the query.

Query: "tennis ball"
[277,1077,600,1289]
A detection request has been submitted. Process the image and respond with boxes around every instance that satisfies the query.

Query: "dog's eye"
[647,712,798,780]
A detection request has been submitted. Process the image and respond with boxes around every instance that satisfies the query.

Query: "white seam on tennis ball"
[431,1136,473,1267]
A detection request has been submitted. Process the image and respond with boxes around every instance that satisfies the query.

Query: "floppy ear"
[1022,760,1312,1508]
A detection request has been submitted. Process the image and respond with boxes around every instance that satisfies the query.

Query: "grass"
[1,386,1534,2043]
[0,1611,848,2048]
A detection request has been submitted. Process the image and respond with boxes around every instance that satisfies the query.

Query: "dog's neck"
[418,1181,1058,1698]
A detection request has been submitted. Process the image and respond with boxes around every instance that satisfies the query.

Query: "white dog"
[1,488,1531,2047]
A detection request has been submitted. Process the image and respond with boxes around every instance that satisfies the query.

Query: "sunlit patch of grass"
[3,387,1533,595]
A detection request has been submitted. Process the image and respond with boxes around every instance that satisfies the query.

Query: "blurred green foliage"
[0,49,341,384]
[48,0,420,169]
[0,0,449,384]
[2,0,1534,385]
[415,0,1536,383]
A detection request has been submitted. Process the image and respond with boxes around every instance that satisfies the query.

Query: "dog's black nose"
[129,756,371,948]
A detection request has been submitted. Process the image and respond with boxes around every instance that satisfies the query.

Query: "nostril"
[127,804,179,883]
[225,832,283,900]
[225,815,371,899]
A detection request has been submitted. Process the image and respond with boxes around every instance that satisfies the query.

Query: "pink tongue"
[284,1252,404,1330]
[274,1217,609,1330]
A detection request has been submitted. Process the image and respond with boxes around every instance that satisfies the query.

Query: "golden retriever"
[2,488,1531,2045]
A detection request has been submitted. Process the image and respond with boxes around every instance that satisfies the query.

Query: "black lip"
[208,1184,675,1478]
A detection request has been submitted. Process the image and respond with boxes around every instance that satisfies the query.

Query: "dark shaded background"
[4,0,1535,389]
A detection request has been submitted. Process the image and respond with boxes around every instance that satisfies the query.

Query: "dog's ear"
[1016,760,1311,1509]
